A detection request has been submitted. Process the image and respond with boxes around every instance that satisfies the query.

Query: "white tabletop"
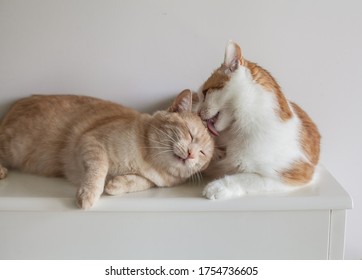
[0,166,353,212]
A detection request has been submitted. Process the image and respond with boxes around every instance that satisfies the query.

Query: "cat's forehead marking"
[202,65,230,93]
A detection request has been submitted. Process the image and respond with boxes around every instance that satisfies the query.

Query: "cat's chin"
[173,154,199,171]
[174,154,187,164]
[174,155,194,168]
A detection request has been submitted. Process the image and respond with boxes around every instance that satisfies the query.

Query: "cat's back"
[1,95,137,126]
[0,95,140,175]
[1,95,141,137]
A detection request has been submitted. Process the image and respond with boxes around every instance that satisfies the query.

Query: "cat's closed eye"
[202,86,222,99]
[189,132,194,141]
[202,89,208,100]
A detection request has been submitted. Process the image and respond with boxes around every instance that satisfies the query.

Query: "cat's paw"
[104,181,126,196]
[203,180,233,200]
[104,177,128,195]
[76,188,99,210]
[0,166,8,179]
[203,177,247,200]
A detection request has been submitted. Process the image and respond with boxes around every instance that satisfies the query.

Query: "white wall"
[1,0,361,259]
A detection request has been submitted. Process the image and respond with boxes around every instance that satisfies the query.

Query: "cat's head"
[147,90,214,179]
[197,41,289,136]
[196,41,251,136]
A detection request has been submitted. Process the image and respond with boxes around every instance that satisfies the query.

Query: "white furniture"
[0,166,352,259]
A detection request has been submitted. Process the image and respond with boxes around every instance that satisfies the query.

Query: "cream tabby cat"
[196,41,320,199]
[0,90,214,209]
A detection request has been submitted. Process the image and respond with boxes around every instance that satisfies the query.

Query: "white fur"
[199,65,309,199]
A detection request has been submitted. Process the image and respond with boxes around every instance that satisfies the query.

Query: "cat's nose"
[187,149,194,159]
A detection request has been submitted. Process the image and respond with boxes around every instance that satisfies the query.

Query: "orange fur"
[0,92,214,208]
[280,160,315,185]
[291,102,321,165]
[202,65,230,95]
[202,61,292,121]
[279,103,321,185]
[199,42,320,188]
[245,61,293,121]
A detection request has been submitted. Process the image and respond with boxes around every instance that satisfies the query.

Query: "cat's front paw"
[76,188,99,210]
[203,180,233,200]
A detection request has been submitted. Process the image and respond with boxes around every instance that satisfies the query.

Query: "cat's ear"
[224,41,243,73]
[168,89,192,113]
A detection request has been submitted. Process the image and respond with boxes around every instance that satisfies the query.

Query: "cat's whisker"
[189,172,199,185]
[148,139,171,147]
[137,130,176,148]
[170,127,181,142]
[152,149,174,158]
[197,171,203,184]
[141,146,170,150]
[136,132,171,148]
[149,125,177,144]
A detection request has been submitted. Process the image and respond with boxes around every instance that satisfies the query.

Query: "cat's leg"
[0,135,8,179]
[0,164,8,179]
[203,172,292,200]
[104,175,154,195]
[75,143,109,209]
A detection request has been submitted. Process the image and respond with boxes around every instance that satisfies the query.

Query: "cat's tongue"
[207,119,219,137]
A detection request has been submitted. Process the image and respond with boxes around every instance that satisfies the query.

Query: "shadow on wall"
[138,95,177,114]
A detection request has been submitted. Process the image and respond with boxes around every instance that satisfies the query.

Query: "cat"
[195,41,320,199]
[0,90,214,209]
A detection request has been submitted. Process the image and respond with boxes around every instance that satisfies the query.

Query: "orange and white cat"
[0,90,214,209]
[196,41,320,199]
